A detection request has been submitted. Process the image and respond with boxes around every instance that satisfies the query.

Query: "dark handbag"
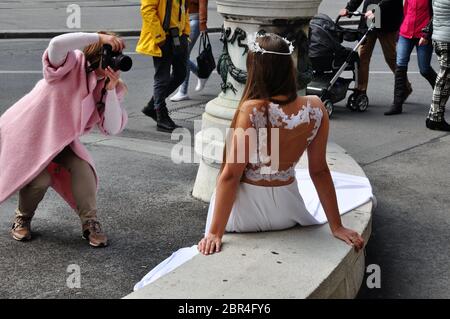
[197,32,216,79]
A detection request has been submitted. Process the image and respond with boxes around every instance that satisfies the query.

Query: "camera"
[101,44,133,72]
[169,27,181,48]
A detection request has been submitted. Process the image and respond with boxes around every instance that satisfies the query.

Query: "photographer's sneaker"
[195,78,208,92]
[82,219,108,247]
[170,91,190,102]
[11,209,33,241]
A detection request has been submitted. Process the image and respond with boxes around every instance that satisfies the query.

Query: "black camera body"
[169,27,181,48]
[101,44,133,72]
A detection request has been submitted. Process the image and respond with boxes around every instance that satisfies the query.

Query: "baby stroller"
[306,11,375,117]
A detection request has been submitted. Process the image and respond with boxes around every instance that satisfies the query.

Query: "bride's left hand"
[198,233,222,255]
[332,226,364,251]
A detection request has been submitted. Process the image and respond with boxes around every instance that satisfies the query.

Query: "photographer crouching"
[0,32,132,247]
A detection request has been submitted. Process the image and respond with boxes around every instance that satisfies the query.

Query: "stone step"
[123,142,374,299]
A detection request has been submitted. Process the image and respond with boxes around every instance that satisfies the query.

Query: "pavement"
[0,0,449,299]
[0,0,223,38]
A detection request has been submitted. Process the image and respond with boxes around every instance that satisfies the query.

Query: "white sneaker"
[195,78,208,92]
[170,91,190,102]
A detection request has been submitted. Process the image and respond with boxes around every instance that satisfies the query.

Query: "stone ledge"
[124,142,374,299]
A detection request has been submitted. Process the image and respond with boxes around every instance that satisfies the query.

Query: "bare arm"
[199,0,208,32]
[198,102,254,255]
[307,97,364,250]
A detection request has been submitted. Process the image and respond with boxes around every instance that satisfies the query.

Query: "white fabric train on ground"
[134,168,374,291]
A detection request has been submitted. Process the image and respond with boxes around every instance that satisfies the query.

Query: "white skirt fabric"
[206,179,316,234]
[134,169,374,291]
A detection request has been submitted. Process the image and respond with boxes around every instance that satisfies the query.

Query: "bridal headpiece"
[247,32,295,56]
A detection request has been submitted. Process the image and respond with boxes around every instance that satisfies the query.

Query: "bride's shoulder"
[295,96,327,120]
[298,95,324,109]
[239,99,268,114]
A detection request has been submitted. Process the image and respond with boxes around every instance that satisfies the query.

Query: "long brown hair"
[220,33,298,174]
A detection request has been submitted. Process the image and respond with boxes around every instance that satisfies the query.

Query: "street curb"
[0,21,359,39]
[0,27,223,39]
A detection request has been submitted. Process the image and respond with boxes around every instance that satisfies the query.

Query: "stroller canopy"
[309,14,344,58]
[308,13,362,59]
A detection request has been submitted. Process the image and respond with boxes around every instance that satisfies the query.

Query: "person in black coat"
[339,0,412,99]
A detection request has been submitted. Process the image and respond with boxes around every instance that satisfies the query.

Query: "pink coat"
[0,49,128,209]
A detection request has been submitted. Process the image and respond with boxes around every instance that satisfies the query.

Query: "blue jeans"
[179,14,200,94]
[396,35,434,76]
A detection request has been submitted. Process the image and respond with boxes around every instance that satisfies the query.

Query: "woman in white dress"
[198,33,365,255]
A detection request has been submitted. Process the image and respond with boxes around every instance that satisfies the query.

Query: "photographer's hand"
[105,67,121,90]
[99,34,125,52]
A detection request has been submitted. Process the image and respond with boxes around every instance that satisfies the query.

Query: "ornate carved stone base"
[192,0,320,202]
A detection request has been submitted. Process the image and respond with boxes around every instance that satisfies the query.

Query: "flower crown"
[247,32,295,56]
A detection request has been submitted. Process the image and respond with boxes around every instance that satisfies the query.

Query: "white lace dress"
[134,101,374,290]
[207,101,325,232]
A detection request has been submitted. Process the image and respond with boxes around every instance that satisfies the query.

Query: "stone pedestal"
[192,0,322,201]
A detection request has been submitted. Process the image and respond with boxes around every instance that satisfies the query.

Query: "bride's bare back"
[233,95,325,187]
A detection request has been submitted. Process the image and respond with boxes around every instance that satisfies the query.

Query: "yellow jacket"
[136,0,190,57]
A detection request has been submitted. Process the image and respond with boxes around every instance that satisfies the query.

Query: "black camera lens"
[101,44,133,72]
[112,54,133,72]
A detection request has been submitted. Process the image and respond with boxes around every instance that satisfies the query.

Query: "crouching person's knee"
[27,170,52,190]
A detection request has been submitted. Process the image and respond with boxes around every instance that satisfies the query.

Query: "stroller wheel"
[324,99,334,118]
[356,94,369,112]
[346,93,358,111]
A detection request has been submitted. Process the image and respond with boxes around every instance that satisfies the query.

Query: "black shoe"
[426,118,450,131]
[142,97,157,122]
[384,104,402,115]
[156,106,181,133]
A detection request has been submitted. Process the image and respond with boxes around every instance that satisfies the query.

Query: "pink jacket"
[0,49,127,209]
[400,0,432,39]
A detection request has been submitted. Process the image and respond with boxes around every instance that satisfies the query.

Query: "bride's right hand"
[198,233,222,255]
[332,226,364,251]
[98,34,125,52]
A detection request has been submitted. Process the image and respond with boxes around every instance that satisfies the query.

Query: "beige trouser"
[18,146,97,224]
[358,30,411,91]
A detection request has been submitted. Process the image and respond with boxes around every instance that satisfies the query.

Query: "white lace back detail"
[268,100,323,142]
[244,100,323,182]
[244,165,296,182]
